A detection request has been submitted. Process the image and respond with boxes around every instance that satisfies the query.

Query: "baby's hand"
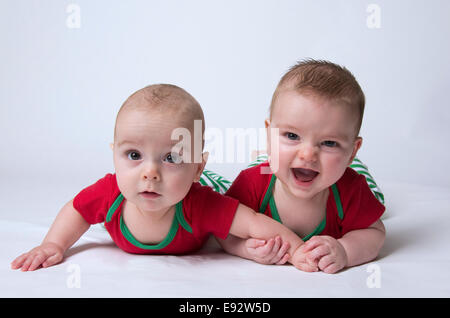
[245,236,290,265]
[300,235,348,274]
[11,242,64,271]
[290,245,319,272]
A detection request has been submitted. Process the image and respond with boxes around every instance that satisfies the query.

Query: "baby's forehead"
[114,107,203,148]
[115,107,192,136]
[114,84,205,145]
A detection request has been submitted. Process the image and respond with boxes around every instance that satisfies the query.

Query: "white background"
[2,1,450,299]
[1,0,450,210]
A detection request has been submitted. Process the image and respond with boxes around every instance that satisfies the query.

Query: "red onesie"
[225,162,385,241]
[73,174,239,254]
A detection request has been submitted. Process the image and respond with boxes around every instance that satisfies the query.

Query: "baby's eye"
[127,151,142,161]
[322,140,338,148]
[284,132,299,140]
[163,152,183,164]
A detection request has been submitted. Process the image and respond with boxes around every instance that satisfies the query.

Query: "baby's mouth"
[139,191,161,199]
[292,168,319,182]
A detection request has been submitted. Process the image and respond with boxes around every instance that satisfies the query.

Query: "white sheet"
[2,181,450,298]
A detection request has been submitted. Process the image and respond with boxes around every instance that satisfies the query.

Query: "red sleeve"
[72,174,115,225]
[186,184,240,240]
[340,169,385,235]
[225,167,263,212]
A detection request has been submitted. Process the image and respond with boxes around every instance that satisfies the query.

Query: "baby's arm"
[301,219,386,273]
[217,234,291,265]
[11,199,90,271]
[227,203,317,271]
[338,219,386,267]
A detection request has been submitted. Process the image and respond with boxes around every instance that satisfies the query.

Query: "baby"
[11,84,315,272]
[218,59,386,274]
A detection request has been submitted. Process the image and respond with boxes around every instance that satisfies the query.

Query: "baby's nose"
[142,162,161,181]
[297,144,318,162]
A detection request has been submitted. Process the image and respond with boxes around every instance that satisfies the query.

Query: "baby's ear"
[348,137,363,164]
[109,143,114,151]
[202,151,209,164]
[194,152,209,182]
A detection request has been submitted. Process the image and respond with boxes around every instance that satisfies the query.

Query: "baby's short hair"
[270,59,365,136]
[115,84,205,147]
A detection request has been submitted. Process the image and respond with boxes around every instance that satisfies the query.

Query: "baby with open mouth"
[218,59,386,274]
[292,167,319,184]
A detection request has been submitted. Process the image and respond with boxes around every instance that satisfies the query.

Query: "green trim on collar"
[331,184,344,220]
[175,201,192,234]
[120,208,180,250]
[268,195,282,223]
[106,194,190,250]
[302,218,326,242]
[260,174,276,213]
[106,193,124,223]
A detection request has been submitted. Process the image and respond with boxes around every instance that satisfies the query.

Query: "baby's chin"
[135,199,173,215]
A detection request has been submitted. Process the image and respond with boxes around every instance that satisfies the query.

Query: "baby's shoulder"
[336,167,364,189]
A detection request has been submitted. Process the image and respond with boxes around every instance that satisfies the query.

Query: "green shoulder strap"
[260,174,276,213]
[331,184,344,220]
[106,193,124,223]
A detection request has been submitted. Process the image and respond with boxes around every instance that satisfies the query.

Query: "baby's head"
[270,59,365,137]
[112,84,207,213]
[266,59,365,199]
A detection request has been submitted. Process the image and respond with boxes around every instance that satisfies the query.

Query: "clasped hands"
[246,235,347,274]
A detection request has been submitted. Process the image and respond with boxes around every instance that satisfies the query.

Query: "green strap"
[260,174,276,213]
[175,201,193,234]
[331,184,344,220]
[268,195,282,223]
[106,193,124,222]
[302,218,326,242]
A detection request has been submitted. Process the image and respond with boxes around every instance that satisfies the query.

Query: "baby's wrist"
[336,238,349,268]
[42,241,65,253]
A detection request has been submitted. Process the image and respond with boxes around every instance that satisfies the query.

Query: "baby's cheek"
[166,168,197,194]
[322,156,347,179]
[271,147,292,174]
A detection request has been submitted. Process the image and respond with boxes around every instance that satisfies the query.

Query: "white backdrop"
[1,0,450,207]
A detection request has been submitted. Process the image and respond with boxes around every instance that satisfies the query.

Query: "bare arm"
[227,204,303,264]
[338,219,386,267]
[41,199,91,251]
[11,199,90,271]
[216,233,291,265]
[216,234,251,258]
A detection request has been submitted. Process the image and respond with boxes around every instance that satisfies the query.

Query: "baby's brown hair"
[270,59,365,136]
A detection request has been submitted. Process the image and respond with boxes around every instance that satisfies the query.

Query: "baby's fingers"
[11,253,29,270]
[295,262,318,272]
[19,255,36,272]
[275,252,290,265]
[274,241,290,265]
[245,238,267,249]
[28,253,47,271]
